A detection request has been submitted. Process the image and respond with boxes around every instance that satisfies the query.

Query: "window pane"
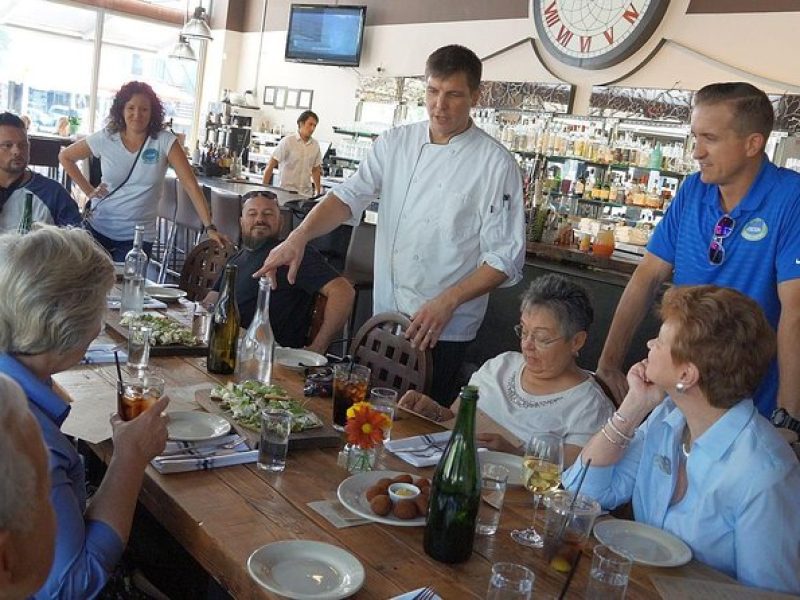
[97,12,198,144]
[0,0,96,135]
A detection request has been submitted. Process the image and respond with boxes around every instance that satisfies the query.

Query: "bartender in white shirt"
[255,45,525,406]
[262,110,322,197]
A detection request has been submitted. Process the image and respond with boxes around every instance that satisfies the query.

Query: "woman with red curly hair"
[59,81,224,260]
[564,285,800,594]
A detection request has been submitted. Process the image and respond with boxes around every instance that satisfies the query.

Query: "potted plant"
[67,115,81,135]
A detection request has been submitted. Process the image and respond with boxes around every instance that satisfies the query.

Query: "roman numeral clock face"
[533,0,668,69]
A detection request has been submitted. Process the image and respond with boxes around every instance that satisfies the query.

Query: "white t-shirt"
[333,121,525,341]
[468,351,614,447]
[86,129,177,242]
[273,133,321,196]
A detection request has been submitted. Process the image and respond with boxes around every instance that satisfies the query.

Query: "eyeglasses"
[708,214,735,265]
[513,324,563,350]
[241,189,278,202]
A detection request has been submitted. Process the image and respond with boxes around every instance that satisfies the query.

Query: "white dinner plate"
[593,519,692,567]
[275,347,328,371]
[167,411,231,441]
[145,285,188,303]
[337,470,426,527]
[247,540,365,599]
[479,451,524,488]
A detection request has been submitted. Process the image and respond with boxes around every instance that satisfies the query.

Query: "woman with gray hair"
[400,273,614,466]
[0,225,169,599]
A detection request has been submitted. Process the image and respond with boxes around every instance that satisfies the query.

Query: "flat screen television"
[285,4,367,67]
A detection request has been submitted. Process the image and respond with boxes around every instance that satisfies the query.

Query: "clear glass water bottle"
[237,276,275,384]
[17,192,33,234]
[120,224,148,315]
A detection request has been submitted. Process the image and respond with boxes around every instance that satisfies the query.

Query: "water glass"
[369,387,398,442]
[127,324,152,371]
[258,409,292,472]
[332,364,370,431]
[585,545,632,600]
[476,464,509,536]
[117,375,164,421]
[486,562,534,600]
[192,302,212,344]
[542,490,601,573]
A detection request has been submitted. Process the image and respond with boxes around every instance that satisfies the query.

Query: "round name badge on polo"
[741,217,768,242]
[141,148,160,164]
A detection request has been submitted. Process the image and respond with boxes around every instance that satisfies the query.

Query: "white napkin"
[81,343,127,365]
[389,589,443,600]
[107,295,167,310]
[151,435,257,473]
[384,431,451,467]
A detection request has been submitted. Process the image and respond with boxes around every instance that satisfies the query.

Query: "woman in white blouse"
[400,274,614,465]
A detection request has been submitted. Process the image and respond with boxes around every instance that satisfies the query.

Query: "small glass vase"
[345,444,378,473]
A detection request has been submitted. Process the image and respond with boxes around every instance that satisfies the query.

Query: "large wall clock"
[532,0,669,70]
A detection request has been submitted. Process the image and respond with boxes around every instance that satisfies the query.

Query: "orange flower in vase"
[344,402,391,472]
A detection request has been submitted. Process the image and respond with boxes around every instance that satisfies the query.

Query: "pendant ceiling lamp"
[169,35,197,61]
[182,6,213,40]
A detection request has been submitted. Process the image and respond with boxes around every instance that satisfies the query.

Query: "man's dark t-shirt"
[214,239,340,347]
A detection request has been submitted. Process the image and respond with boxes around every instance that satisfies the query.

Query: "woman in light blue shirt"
[564,285,800,595]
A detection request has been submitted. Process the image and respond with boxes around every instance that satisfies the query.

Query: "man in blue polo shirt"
[597,82,800,425]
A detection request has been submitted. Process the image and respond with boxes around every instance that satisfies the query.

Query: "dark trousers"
[430,340,471,407]
[88,224,153,262]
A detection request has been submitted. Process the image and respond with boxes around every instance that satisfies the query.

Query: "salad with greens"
[120,313,197,346]
[210,380,323,432]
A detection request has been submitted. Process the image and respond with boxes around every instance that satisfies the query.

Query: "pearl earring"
[675,382,687,393]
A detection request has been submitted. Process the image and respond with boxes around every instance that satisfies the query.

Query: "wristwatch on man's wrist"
[770,408,800,435]
[205,224,218,232]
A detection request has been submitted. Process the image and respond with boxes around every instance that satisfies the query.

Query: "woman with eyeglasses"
[399,274,614,465]
[563,285,800,594]
[59,81,225,260]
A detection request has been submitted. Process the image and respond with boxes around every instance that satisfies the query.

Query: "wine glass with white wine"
[511,432,563,548]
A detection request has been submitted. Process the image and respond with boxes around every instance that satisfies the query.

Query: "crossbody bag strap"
[83,136,148,222]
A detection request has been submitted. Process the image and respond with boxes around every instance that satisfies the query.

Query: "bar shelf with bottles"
[199,91,257,179]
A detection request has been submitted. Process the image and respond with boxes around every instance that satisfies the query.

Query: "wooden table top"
[53,313,735,599]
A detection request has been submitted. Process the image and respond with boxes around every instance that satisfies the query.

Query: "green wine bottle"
[17,192,33,234]
[423,385,481,563]
[207,264,240,374]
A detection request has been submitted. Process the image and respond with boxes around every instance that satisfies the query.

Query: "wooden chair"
[348,312,432,396]
[178,240,237,301]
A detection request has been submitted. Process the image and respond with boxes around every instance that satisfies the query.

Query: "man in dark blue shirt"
[0,112,80,232]
[205,191,354,354]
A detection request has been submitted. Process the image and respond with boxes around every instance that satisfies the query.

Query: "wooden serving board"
[105,317,208,357]
[194,389,343,450]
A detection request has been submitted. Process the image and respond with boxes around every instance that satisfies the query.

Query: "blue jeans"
[87,224,153,262]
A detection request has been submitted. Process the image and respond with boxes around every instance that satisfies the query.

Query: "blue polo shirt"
[648,157,800,416]
[0,354,124,599]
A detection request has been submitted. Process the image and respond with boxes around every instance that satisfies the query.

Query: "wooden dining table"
[51,304,737,599]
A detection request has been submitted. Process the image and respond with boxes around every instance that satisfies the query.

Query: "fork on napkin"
[389,587,442,600]
[384,431,452,467]
[151,434,257,473]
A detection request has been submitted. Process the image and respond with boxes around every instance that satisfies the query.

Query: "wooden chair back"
[179,240,237,301]
[348,312,432,396]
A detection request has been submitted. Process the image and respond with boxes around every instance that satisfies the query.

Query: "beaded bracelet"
[612,411,629,424]
[601,424,629,449]
[606,417,634,442]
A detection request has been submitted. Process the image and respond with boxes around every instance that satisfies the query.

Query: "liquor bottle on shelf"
[424,385,481,564]
[237,276,275,384]
[120,224,147,315]
[207,265,241,375]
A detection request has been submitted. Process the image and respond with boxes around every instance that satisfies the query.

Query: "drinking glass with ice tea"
[332,363,370,431]
[117,375,165,421]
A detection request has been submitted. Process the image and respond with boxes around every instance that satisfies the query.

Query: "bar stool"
[158,184,207,282]
[209,189,242,246]
[154,174,178,283]
[342,221,375,345]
